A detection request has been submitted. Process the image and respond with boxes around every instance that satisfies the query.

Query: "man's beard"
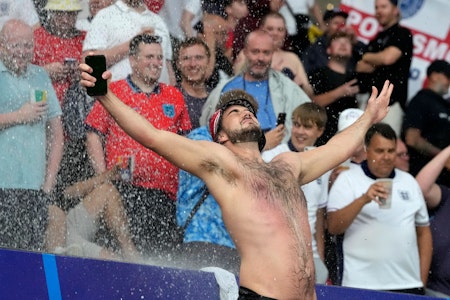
[435,81,449,96]
[225,126,263,145]
[183,72,206,86]
[247,62,270,80]
[4,57,29,76]
[330,54,350,63]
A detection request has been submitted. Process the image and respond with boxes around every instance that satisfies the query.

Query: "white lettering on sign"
[413,34,450,61]
[346,8,450,62]
[347,11,378,40]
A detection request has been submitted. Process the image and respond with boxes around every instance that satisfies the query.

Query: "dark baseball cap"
[427,60,450,78]
[323,8,348,22]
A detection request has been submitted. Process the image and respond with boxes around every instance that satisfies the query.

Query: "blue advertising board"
[0,248,441,299]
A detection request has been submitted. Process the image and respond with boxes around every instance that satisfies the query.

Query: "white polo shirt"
[328,163,429,290]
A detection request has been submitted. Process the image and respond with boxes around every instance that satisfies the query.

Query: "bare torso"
[218,158,316,299]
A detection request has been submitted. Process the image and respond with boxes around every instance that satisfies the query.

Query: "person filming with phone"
[32,0,86,104]
[83,33,191,258]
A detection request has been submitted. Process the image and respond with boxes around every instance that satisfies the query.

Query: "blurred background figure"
[234,12,314,98]
[175,38,211,130]
[143,0,163,12]
[82,0,175,84]
[356,0,412,136]
[282,0,325,58]
[415,145,450,298]
[158,0,201,45]
[0,20,64,252]
[395,138,410,173]
[194,12,233,90]
[76,0,114,32]
[201,29,311,151]
[231,0,284,61]
[221,0,249,62]
[0,0,40,30]
[302,7,360,75]
[32,0,85,104]
[403,59,450,186]
[309,31,359,146]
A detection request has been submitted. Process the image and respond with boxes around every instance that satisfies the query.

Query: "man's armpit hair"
[200,160,236,185]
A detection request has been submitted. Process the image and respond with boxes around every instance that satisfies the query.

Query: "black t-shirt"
[177,85,208,130]
[403,89,450,183]
[310,67,358,146]
[357,23,413,109]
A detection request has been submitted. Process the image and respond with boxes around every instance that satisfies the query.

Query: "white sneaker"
[52,244,83,257]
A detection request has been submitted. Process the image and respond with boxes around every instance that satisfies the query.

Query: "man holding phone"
[33,0,86,104]
[84,33,191,256]
[85,54,107,96]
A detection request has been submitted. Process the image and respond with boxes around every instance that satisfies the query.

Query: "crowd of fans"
[1,0,450,298]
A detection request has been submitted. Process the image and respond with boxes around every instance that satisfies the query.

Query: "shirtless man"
[80,61,393,299]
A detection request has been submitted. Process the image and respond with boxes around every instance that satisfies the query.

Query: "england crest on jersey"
[162,104,175,118]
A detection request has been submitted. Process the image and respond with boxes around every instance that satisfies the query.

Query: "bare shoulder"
[271,151,303,175]
[283,51,302,65]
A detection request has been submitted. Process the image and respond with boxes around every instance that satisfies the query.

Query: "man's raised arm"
[293,81,393,184]
[79,64,222,180]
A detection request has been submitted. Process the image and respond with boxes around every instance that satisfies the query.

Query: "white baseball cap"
[338,108,364,132]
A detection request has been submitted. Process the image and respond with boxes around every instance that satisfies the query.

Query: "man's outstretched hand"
[365,80,394,124]
[79,63,112,98]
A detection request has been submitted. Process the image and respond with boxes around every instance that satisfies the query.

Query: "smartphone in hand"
[85,55,107,96]
[276,112,287,126]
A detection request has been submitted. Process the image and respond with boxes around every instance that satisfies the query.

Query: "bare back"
[216,157,316,299]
